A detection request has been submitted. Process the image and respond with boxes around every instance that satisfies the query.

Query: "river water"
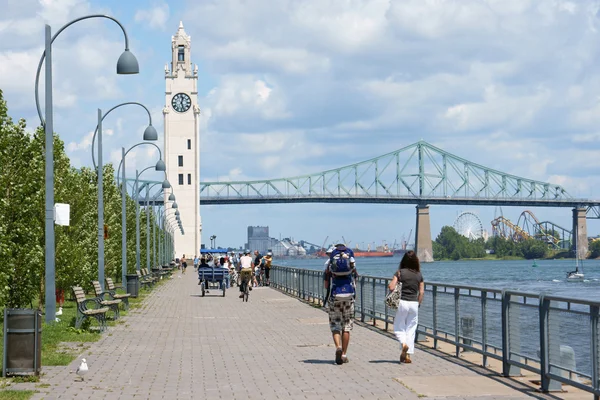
[276,257,600,302]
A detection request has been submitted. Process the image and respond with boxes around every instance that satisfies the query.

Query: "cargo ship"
[317,243,393,258]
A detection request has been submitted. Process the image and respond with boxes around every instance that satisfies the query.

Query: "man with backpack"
[323,243,358,365]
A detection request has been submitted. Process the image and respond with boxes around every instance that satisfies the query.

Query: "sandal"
[335,348,343,365]
[341,355,349,363]
[403,355,412,364]
[400,343,409,363]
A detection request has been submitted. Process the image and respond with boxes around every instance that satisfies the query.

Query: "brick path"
[17,273,553,399]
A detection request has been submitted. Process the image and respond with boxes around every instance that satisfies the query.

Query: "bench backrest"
[105,277,116,291]
[72,286,86,304]
[91,281,102,296]
[142,268,149,276]
[136,270,142,278]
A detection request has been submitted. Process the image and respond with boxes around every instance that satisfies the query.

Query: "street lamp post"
[34,15,139,323]
[117,142,167,284]
[134,167,163,273]
[91,102,157,290]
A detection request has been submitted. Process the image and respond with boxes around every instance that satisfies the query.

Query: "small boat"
[566,254,584,281]
[532,260,538,268]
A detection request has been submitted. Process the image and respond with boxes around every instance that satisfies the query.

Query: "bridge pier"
[572,207,588,258]
[415,204,433,262]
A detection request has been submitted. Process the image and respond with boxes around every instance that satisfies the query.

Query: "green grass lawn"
[0,390,35,400]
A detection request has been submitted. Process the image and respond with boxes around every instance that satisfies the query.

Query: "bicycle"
[240,269,252,302]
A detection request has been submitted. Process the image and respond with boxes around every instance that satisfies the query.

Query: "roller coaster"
[490,210,572,249]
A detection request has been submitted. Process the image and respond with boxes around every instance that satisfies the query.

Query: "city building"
[272,239,307,257]
[246,226,277,254]
[163,22,202,257]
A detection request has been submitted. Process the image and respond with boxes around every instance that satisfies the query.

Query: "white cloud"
[134,3,170,30]
[206,76,290,121]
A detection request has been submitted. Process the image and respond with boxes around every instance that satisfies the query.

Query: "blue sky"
[2,0,600,249]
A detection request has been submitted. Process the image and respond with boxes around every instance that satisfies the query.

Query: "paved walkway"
[16,273,572,399]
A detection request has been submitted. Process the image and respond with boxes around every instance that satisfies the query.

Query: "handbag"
[385,272,402,309]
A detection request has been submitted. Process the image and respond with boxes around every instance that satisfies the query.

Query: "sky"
[2,0,600,250]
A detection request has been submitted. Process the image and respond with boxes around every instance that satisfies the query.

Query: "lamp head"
[172,201,178,209]
[143,124,158,141]
[162,179,171,189]
[116,49,139,74]
[175,210,180,216]
[155,159,166,171]
[168,193,176,201]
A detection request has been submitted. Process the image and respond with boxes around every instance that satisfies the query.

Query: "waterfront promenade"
[11,273,587,399]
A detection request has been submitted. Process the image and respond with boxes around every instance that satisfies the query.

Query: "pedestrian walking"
[181,254,188,274]
[388,250,424,364]
[323,243,357,365]
[193,255,199,271]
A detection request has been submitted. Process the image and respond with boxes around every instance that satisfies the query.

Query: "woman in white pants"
[388,250,424,364]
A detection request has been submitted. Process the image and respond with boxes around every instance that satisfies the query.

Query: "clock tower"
[163,21,201,258]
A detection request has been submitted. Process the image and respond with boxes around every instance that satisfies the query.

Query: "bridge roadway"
[20,274,579,399]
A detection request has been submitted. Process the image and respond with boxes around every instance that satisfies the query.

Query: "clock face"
[171,93,191,113]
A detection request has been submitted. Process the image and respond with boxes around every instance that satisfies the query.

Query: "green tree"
[519,238,548,259]
[0,92,44,307]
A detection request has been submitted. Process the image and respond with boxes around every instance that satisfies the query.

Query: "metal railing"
[271,265,600,398]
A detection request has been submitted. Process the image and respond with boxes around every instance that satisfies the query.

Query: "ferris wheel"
[453,212,485,240]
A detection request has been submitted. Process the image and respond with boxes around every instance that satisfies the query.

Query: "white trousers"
[393,300,419,354]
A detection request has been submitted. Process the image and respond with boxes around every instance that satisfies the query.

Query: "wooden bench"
[136,270,155,289]
[142,268,160,283]
[105,278,131,310]
[72,286,110,332]
[90,281,122,320]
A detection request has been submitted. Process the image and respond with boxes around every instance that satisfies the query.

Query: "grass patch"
[0,391,35,400]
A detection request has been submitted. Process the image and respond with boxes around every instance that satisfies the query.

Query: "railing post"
[360,276,365,322]
[481,291,488,367]
[501,291,520,377]
[372,278,376,325]
[433,285,438,349]
[501,290,510,377]
[384,278,389,331]
[454,287,460,357]
[539,294,550,392]
[591,305,599,400]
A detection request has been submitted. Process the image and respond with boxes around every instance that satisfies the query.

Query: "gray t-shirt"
[395,268,423,302]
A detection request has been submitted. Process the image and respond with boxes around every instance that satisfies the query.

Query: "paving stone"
[8,273,549,399]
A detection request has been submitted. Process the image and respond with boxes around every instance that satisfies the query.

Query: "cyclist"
[239,250,253,298]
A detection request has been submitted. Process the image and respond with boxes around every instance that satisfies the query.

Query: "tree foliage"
[0,90,168,308]
[433,223,551,260]
[433,226,486,260]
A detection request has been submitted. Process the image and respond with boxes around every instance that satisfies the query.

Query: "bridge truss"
[197,140,577,206]
[129,140,600,212]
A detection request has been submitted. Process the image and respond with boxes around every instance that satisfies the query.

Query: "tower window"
[178,174,184,185]
[178,45,185,62]
[187,139,191,150]
[187,174,191,185]
[178,155,183,167]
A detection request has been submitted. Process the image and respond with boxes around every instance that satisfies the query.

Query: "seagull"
[76,358,88,381]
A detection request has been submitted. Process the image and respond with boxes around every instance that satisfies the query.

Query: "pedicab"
[198,248,230,297]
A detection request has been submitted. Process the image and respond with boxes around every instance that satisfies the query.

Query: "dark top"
[395,268,423,302]
[254,253,262,267]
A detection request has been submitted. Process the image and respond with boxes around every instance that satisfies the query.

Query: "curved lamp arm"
[91,102,154,169]
[35,15,132,126]
[116,142,164,186]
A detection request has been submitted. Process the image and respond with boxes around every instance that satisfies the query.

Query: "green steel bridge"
[199,140,600,210]
[131,140,600,261]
